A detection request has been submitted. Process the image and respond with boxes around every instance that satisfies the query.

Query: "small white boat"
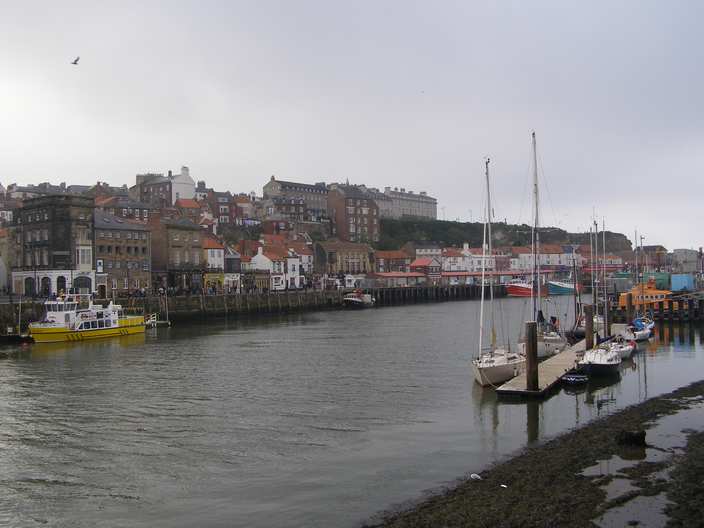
[608,337,636,360]
[342,289,375,308]
[472,348,526,387]
[518,330,568,359]
[619,325,651,342]
[579,346,621,375]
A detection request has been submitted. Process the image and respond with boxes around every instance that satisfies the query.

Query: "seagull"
[71,56,80,65]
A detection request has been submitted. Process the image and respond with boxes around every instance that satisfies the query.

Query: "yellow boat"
[29,294,145,343]
[617,278,678,311]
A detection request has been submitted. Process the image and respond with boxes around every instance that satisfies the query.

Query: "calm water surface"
[0,297,702,527]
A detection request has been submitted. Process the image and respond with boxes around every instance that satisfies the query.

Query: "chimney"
[168,170,173,178]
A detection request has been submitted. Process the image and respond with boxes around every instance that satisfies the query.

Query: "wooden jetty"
[496,339,587,397]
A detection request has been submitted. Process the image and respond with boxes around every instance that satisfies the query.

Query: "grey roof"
[276,179,328,193]
[93,210,149,231]
[161,217,202,231]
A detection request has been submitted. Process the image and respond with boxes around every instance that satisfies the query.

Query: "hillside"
[378,218,633,253]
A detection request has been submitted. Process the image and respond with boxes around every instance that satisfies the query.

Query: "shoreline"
[367,379,704,528]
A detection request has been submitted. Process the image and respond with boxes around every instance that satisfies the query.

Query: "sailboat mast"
[594,220,599,322]
[602,218,608,335]
[478,158,490,355]
[531,131,540,321]
[485,158,496,345]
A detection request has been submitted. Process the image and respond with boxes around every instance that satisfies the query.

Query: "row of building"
[0,169,438,248]
[0,191,626,297]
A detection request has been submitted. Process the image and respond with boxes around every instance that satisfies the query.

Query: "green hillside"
[378,218,633,253]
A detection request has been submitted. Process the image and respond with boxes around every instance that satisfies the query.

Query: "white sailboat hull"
[472,352,525,387]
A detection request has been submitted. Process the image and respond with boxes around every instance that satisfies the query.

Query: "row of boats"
[469,132,655,387]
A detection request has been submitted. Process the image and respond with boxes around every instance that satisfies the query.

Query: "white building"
[382,187,437,219]
[171,166,196,203]
[250,246,302,290]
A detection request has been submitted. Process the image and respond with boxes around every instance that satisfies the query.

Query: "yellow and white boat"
[29,295,145,343]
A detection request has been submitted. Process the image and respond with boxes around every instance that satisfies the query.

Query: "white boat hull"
[472,354,525,386]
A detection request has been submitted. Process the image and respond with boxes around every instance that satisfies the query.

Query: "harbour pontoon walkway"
[496,339,587,397]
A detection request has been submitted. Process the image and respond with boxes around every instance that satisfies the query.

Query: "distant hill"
[378,218,633,253]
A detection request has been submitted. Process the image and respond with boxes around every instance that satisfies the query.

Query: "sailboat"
[472,159,526,387]
[518,131,567,359]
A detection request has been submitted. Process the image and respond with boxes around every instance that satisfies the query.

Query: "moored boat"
[342,289,375,308]
[472,348,525,387]
[506,279,547,297]
[471,158,525,387]
[548,280,578,296]
[29,295,145,343]
[578,345,621,375]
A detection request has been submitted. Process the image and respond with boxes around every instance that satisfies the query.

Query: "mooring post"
[585,304,594,350]
[625,293,633,324]
[525,321,539,392]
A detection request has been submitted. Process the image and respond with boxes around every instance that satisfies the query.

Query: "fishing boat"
[342,289,375,308]
[29,294,145,343]
[472,158,525,387]
[548,279,578,296]
[506,278,547,297]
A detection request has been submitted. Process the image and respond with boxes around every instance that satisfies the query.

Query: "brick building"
[150,217,204,292]
[327,184,379,243]
[262,176,328,221]
[94,211,151,297]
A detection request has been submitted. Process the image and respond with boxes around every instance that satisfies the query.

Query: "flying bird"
[71,56,80,65]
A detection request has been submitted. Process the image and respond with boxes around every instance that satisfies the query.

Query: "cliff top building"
[382,186,437,220]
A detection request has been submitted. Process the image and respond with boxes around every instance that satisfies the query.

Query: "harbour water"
[1,297,703,527]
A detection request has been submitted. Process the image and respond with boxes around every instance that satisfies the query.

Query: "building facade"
[262,176,328,221]
[327,184,380,243]
[314,240,374,275]
[94,211,151,297]
[11,195,96,296]
[382,187,437,219]
[150,218,204,292]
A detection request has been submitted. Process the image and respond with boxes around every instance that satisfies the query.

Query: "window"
[107,260,113,269]
[193,252,199,265]
[115,260,121,269]
[142,247,147,255]
[123,278,129,289]
[42,229,48,241]
[111,279,117,289]
[127,232,132,239]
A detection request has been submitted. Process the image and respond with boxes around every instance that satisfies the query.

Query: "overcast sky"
[2,1,702,249]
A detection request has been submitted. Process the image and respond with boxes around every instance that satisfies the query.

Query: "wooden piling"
[625,293,633,323]
[525,321,539,391]
[585,304,594,350]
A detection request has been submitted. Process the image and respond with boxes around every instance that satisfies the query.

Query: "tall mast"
[594,219,599,323]
[485,158,496,348]
[531,131,540,321]
[478,158,491,355]
[602,218,608,335]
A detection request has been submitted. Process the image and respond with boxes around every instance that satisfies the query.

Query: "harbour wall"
[1,285,500,331]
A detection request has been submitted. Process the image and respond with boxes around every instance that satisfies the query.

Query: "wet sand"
[368,380,704,528]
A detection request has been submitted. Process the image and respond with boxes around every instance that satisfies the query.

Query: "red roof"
[371,272,426,278]
[203,237,224,249]
[263,247,290,261]
[410,257,434,267]
[287,242,313,255]
[240,255,252,263]
[442,248,463,258]
[175,198,201,209]
[262,234,288,245]
[375,250,410,260]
